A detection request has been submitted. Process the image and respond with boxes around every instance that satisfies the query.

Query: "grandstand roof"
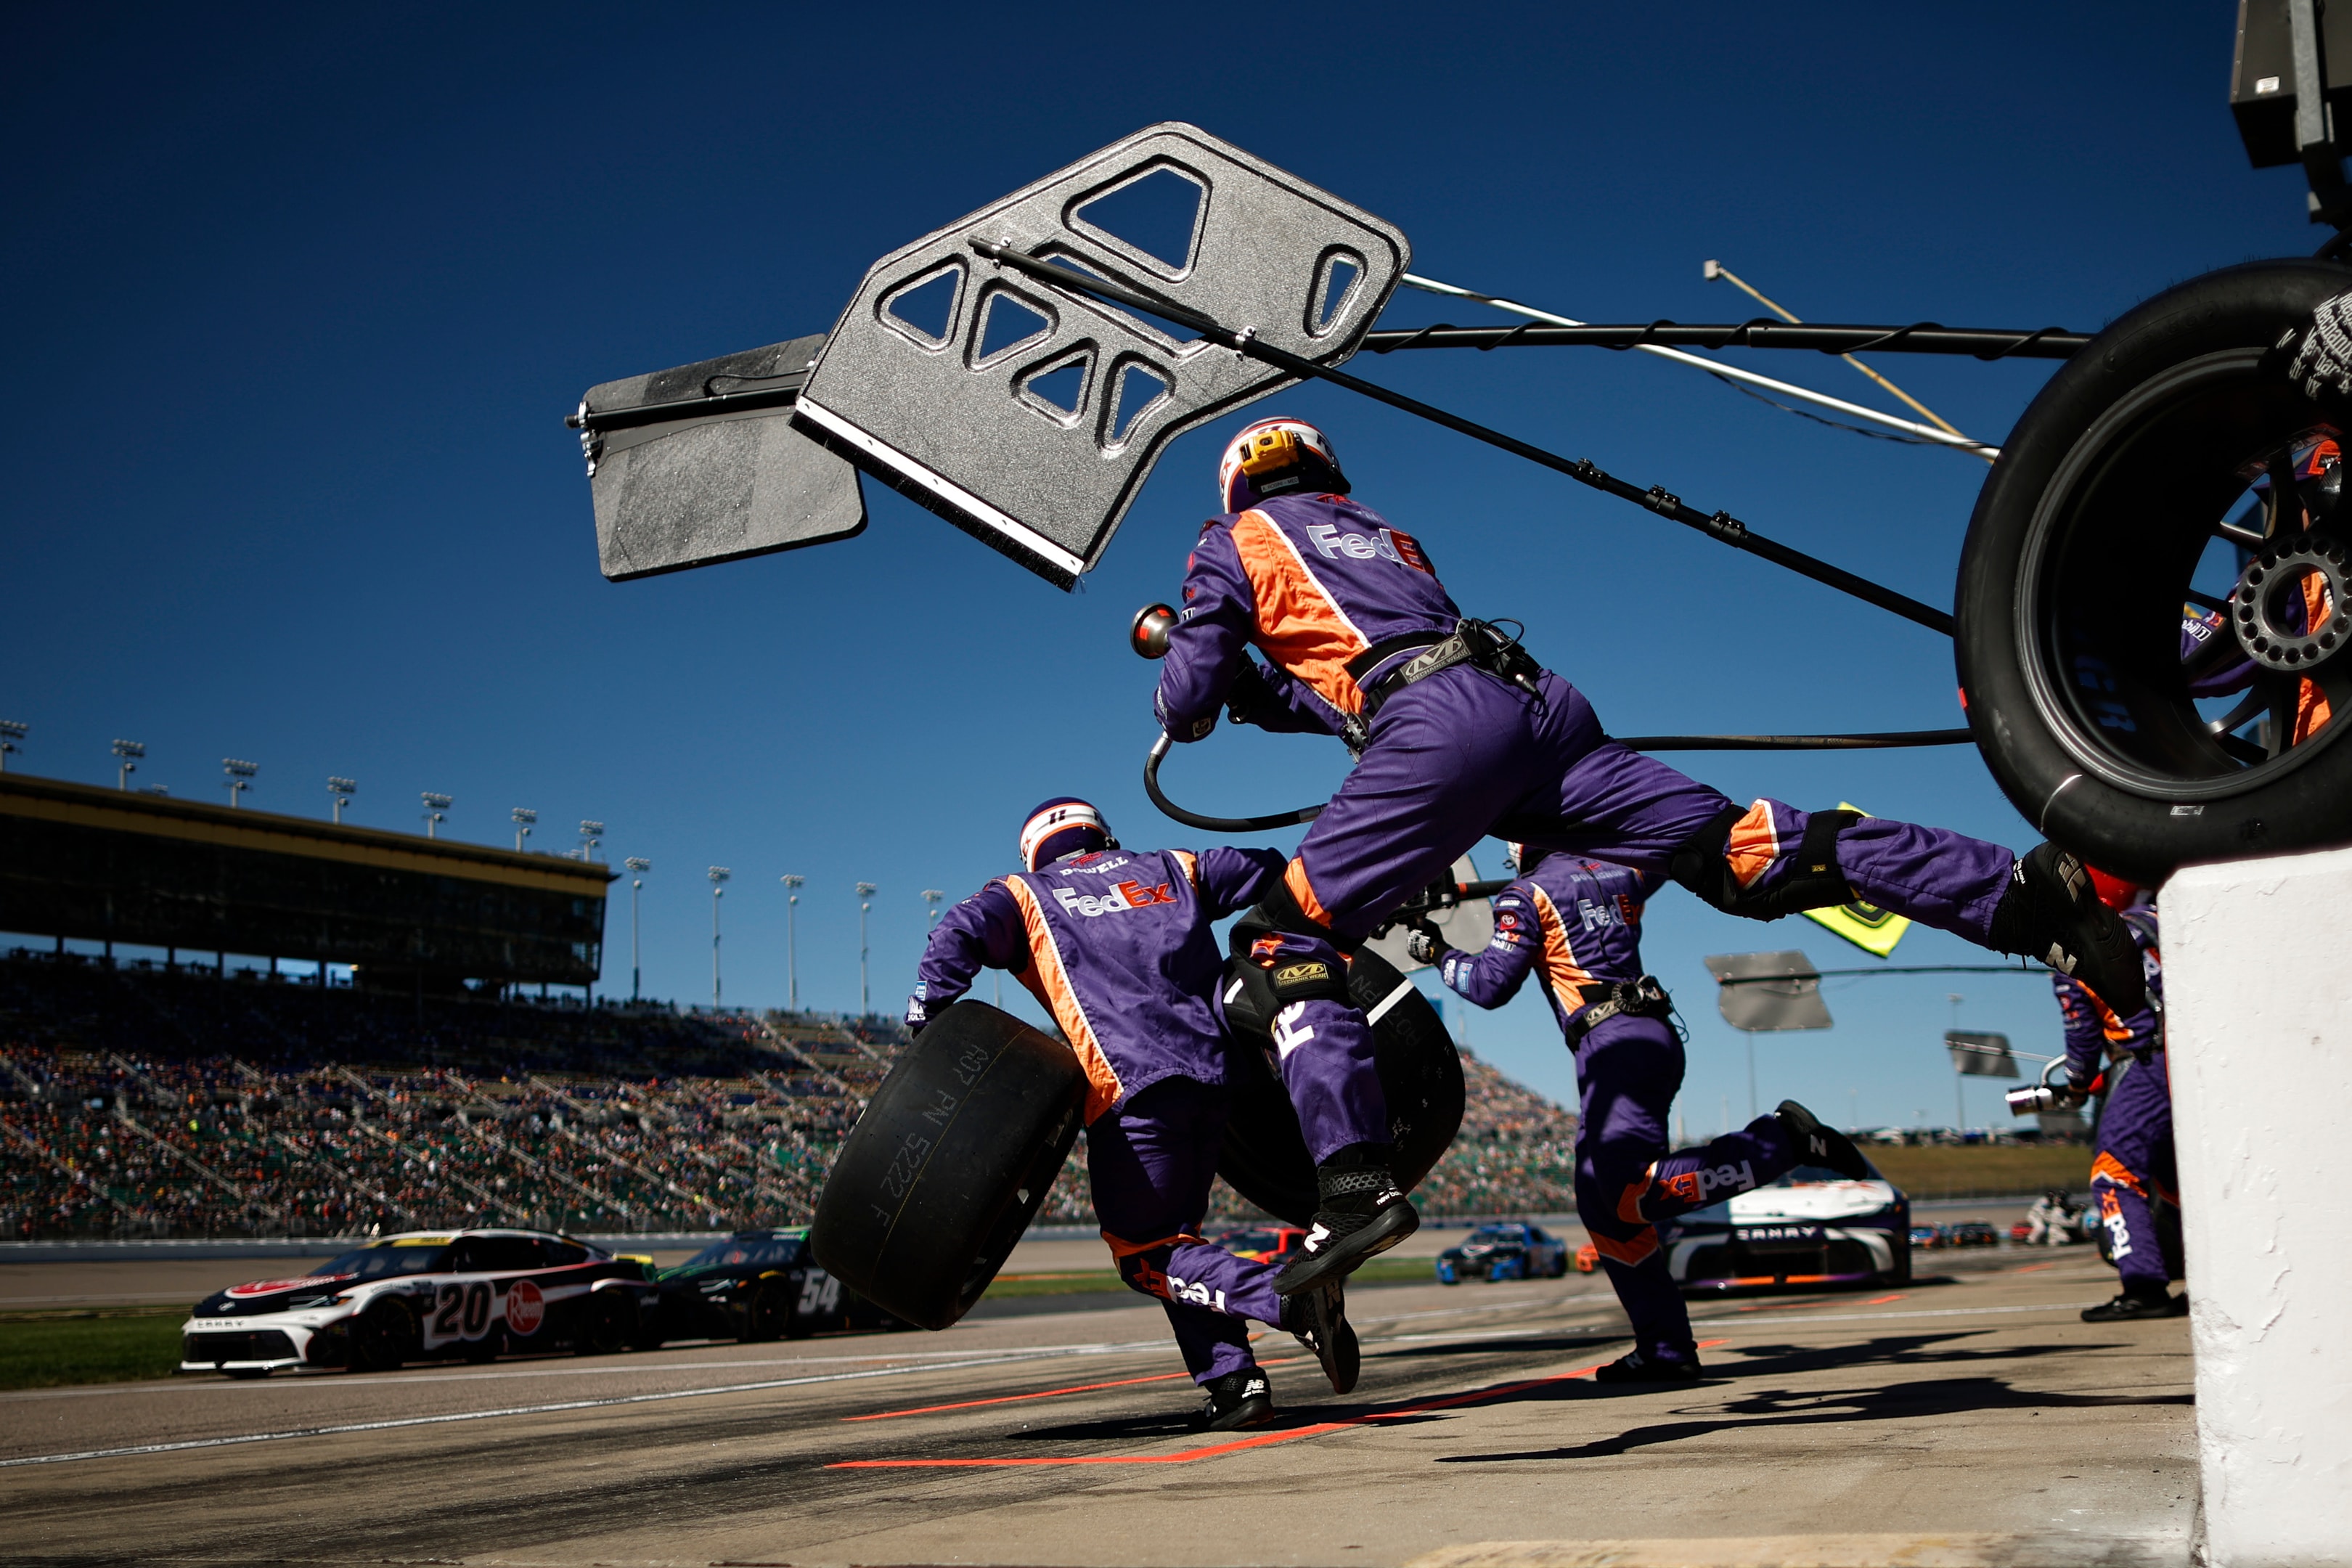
[1,773,613,982]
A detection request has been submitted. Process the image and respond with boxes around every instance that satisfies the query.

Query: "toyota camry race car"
[180,1229,660,1377]
[1434,1222,1571,1283]
[1658,1163,1911,1291]
[642,1228,906,1344]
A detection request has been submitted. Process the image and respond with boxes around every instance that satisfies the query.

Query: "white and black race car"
[180,1228,661,1377]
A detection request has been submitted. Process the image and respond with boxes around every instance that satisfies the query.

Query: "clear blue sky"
[1,4,2311,1127]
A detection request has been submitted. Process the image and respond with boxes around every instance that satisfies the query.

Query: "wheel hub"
[2231,531,2352,672]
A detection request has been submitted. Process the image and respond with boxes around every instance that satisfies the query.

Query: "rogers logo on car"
[226,1274,350,1297]
[505,1279,544,1336]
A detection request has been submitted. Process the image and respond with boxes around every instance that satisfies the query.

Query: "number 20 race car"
[180,1228,660,1378]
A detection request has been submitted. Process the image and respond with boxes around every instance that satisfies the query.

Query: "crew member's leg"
[1088,1078,1359,1415]
[1573,1015,1847,1381]
[2081,1053,2183,1321]
[1497,694,2145,1016]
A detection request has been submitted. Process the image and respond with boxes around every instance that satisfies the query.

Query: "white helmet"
[1217,417,1347,513]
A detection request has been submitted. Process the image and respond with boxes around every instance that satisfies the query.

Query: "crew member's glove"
[1225,660,1278,728]
[904,995,933,1035]
[1404,922,1448,967]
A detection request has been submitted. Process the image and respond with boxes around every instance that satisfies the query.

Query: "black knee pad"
[1669,806,1860,920]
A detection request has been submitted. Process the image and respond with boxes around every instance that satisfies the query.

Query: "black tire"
[350,1298,416,1373]
[576,1291,631,1357]
[809,1000,1087,1331]
[740,1278,791,1343]
[1215,945,1464,1228]
[1956,258,2352,878]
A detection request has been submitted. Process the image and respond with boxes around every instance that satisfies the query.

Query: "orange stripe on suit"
[1724,800,1780,889]
[1527,884,1598,1019]
[1001,875,1125,1122]
[1592,1228,1660,1267]
[2090,1150,2145,1196]
[1228,509,1373,715]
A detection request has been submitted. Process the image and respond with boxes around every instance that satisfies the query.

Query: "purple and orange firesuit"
[1152,491,2022,955]
[1430,854,1804,1368]
[911,844,1373,1384]
[2054,902,2173,1291]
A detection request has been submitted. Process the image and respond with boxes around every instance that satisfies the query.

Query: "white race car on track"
[179,1228,660,1377]
[1657,1162,1912,1291]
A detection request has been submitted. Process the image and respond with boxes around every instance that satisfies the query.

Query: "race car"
[179,1228,660,1378]
[1434,1221,1571,1283]
[1209,1225,1309,1267]
[1659,1161,1911,1291]
[641,1227,906,1343]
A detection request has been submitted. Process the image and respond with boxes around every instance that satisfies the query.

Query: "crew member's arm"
[907,882,1028,1032]
[1420,883,1541,1009]
[1155,525,1256,739]
[1191,845,1291,917]
[2051,973,2107,1087]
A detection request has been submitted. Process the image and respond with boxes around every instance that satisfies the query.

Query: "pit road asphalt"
[0,1249,2190,1567]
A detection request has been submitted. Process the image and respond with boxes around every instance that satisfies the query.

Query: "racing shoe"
[1593,1348,1702,1384]
[1274,1143,1419,1297]
[1196,1365,1277,1430]
[1986,844,2147,1018]
[1281,1277,1361,1395]
[2081,1285,2188,1323]
[1775,1099,1871,1180]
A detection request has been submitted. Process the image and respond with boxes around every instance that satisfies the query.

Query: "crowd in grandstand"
[0,950,1577,1240]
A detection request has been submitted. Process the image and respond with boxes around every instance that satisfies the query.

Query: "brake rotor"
[2232,531,2352,671]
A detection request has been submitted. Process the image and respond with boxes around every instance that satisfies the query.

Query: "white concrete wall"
[2168,846,2352,1567]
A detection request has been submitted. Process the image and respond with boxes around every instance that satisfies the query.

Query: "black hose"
[1143,735,1322,833]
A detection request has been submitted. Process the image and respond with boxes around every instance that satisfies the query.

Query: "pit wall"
[2168,845,2352,1567]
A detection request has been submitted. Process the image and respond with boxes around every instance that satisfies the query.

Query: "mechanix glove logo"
[1273,961,1331,987]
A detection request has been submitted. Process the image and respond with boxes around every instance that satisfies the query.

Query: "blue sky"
[1,4,2310,1127]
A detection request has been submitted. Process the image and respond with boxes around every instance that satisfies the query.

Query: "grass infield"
[1865,1143,2094,1199]
[0,1307,187,1391]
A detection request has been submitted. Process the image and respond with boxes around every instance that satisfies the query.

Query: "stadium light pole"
[512,807,536,852]
[624,858,650,1002]
[1949,992,1966,1132]
[579,820,604,862]
[112,739,144,791]
[421,791,452,838]
[327,776,356,822]
[0,719,26,773]
[709,867,730,1008]
[780,875,804,1010]
[856,883,877,1015]
[222,758,256,809]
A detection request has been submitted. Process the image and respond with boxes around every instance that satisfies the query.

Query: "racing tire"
[576,1291,632,1357]
[351,1298,417,1373]
[740,1279,791,1343]
[1215,945,1465,1228]
[1956,258,2352,878]
[810,1000,1087,1331]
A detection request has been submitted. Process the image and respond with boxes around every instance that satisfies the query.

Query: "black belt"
[1563,976,1673,1043]
[1342,619,1546,748]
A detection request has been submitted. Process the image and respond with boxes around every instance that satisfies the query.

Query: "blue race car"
[1435,1221,1571,1283]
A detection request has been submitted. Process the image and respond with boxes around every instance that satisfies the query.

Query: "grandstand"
[0,947,1579,1239]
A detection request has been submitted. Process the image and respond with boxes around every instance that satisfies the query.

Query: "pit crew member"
[1408,848,1871,1382]
[907,797,1361,1429]
[2051,873,2181,1321]
[1149,417,2147,1291]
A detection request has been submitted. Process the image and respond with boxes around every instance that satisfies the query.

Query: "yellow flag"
[1798,802,1911,957]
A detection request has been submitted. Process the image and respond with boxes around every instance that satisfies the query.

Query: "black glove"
[1404,922,1447,967]
[904,995,934,1035]
[1225,660,1278,727]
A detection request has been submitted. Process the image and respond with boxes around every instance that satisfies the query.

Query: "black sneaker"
[1775,1099,1871,1180]
[1196,1366,1277,1430]
[1280,1278,1360,1395]
[2081,1286,2187,1323]
[1275,1143,1420,1296]
[1987,844,2148,1018]
[1593,1349,1702,1384]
